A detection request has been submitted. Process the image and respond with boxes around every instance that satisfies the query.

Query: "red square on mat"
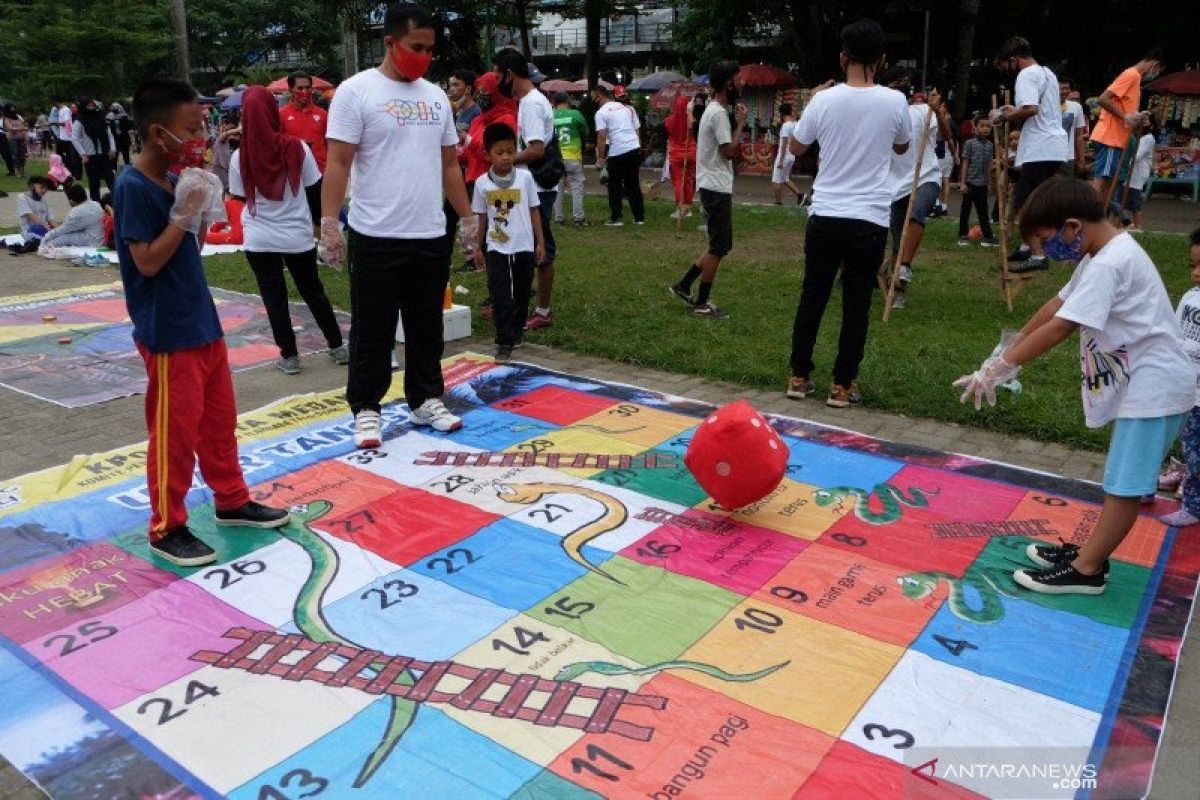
[820,506,988,576]
[491,386,617,425]
[797,740,984,799]
[889,465,1026,522]
[320,486,499,566]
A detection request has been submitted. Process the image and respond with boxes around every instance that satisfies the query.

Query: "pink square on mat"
[24,579,268,710]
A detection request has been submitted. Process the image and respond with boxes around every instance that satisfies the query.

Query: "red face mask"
[293,89,313,106]
[387,40,433,81]
[162,128,207,169]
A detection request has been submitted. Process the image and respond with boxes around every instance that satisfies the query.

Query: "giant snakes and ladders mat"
[0,353,1195,799]
[0,284,349,408]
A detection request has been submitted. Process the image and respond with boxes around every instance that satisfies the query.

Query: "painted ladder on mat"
[191,627,667,741]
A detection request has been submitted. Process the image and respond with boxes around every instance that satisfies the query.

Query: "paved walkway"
[0,257,1196,798]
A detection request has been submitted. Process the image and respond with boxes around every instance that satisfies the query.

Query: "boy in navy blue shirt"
[115,79,289,566]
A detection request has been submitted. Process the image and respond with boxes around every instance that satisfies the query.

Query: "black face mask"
[477,94,493,111]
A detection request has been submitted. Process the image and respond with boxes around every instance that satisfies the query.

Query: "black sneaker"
[669,283,695,307]
[1025,539,1110,577]
[215,501,291,529]
[1007,245,1031,262]
[1009,256,1049,274]
[150,526,217,567]
[1013,563,1107,595]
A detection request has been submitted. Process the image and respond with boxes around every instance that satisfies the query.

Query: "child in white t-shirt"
[1158,227,1200,527]
[472,122,545,363]
[956,178,1193,595]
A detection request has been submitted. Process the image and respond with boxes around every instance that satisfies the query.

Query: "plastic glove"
[458,215,479,259]
[319,216,345,270]
[599,164,609,185]
[169,168,216,234]
[989,329,1023,360]
[953,354,1021,410]
[197,172,228,235]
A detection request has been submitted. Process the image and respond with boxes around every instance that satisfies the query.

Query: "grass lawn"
[0,158,49,195]
[198,196,1192,451]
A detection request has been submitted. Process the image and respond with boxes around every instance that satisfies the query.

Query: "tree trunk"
[170,0,190,81]
[516,0,532,59]
[952,0,979,119]
[584,0,601,90]
[341,13,360,76]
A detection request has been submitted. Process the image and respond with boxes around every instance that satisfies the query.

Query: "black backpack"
[528,133,566,191]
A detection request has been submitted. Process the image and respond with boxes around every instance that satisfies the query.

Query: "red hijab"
[666,95,691,145]
[238,86,306,216]
[464,72,518,184]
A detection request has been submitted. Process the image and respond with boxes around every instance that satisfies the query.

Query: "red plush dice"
[684,400,788,510]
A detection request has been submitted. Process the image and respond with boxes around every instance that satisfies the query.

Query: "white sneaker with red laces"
[409,398,463,432]
[353,410,383,449]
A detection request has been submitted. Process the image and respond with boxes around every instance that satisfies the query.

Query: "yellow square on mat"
[504,428,648,478]
[440,612,652,767]
[570,404,698,449]
[678,598,903,736]
[699,478,851,540]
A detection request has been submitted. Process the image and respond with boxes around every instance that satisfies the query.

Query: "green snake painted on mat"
[278,501,417,788]
[812,483,940,524]
[553,658,791,683]
[897,568,1022,624]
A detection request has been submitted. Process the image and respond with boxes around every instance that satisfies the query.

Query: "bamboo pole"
[883,104,936,322]
[992,93,1016,311]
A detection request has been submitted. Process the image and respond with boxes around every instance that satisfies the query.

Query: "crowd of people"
[6,2,1196,601]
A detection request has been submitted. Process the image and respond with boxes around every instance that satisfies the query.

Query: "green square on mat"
[111,504,282,578]
[591,448,710,508]
[526,555,742,665]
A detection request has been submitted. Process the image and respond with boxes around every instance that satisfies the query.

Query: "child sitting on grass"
[955,178,1193,594]
[471,122,545,364]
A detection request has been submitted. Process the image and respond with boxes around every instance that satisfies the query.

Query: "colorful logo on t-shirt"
[1080,334,1130,423]
[485,187,521,244]
[382,99,443,127]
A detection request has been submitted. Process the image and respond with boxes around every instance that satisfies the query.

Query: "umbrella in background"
[539,78,578,94]
[649,81,703,112]
[737,64,796,88]
[220,91,244,110]
[1146,70,1200,95]
[569,78,613,93]
[627,71,686,92]
[266,75,333,93]
[215,87,237,98]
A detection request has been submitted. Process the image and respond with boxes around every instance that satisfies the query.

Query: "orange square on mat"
[547,673,834,799]
[796,740,985,799]
[1006,491,1168,568]
[751,543,943,647]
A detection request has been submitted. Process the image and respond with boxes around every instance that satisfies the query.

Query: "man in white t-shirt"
[786,19,910,408]
[594,84,644,226]
[1058,78,1088,177]
[669,60,746,319]
[319,2,477,447]
[771,103,802,205]
[992,36,1067,273]
[493,48,561,332]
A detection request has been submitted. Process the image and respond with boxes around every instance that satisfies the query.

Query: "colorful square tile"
[620,516,806,596]
[678,599,904,736]
[322,487,498,567]
[571,404,698,449]
[781,436,905,491]
[1005,492,1169,568]
[591,448,711,507]
[888,465,1026,522]
[703,478,850,540]
[0,542,177,644]
[821,506,988,576]
[547,674,835,799]
[799,740,985,799]
[412,519,613,610]
[493,386,619,425]
[506,428,648,479]
[752,543,942,647]
[526,557,742,665]
[25,580,265,709]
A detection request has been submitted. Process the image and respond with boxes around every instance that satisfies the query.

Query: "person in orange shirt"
[280,72,329,233]
[1089,49,1164,195]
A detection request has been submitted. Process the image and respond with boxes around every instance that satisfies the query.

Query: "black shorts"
[305,177,323,226]
[699,188,732,257]
[1012,160,1063,212]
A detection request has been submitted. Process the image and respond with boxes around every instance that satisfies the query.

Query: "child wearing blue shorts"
[955,178,1193,595]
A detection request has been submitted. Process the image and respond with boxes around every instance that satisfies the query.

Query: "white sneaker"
[353,410,383,449]
[898,265,913,283]
[409,398,463,432]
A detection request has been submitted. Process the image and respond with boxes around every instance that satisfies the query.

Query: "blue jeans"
[1182,406,1200,514]
[537,190,557,266]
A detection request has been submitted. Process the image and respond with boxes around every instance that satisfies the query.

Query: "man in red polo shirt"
[281,72,328,232]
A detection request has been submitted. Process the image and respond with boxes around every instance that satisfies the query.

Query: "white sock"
[535,307,550,317]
